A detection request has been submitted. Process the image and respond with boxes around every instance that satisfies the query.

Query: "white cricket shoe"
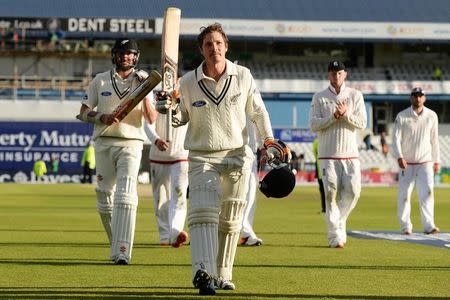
[215,279,236,290]
[425,227,440,235]
[113,254,129,265]
[239,236,263,246]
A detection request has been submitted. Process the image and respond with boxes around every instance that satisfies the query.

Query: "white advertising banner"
[255,79,450,94]
[165,18,450,40]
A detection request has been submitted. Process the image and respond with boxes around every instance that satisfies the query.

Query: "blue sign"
[0,121,93,183]
[273,128,316,142]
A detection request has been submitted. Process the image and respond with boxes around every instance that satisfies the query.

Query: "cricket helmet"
[111,39,140,69]
[259,164,296,198]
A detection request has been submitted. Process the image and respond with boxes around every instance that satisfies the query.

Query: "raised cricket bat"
[92,70,162,138]
[161,7,181,142]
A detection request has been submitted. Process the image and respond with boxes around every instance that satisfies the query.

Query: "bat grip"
[166,108,172,142]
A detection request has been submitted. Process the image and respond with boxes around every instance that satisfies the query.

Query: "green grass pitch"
[0,183,449,299]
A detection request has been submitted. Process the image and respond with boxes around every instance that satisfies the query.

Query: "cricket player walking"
[391,87,440,235]
[156,23,285,295]
[77,39,157,265]
[309,61,367,249]
[144,97,189,247]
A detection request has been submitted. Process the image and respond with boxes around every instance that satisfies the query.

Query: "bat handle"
[166,108,172,142]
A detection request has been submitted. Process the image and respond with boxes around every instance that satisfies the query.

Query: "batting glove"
[155,91,180,114]
[263,138,292,166]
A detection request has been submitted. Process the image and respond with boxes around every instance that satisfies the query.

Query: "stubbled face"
[328,70,347,89]
[114,50,137,71]
[410,93,426,109]
[200,31,228,65]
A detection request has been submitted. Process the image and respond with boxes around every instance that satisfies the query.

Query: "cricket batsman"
[76,39,157,264]
[156,23,288,295]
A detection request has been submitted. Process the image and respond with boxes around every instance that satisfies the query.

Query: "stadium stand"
[1,0,449,183]
[1,59,448,99]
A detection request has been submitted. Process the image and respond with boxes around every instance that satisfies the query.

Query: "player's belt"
[318,156,359,160]
[149,159,188,164]
[406,161,430,165]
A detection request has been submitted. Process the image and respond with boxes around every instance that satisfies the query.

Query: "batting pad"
[96,189,114,243]
[217,198,247,280]
[110,176,138,261]
[188,208,219,279]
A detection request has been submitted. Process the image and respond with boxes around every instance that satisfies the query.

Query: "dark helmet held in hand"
[259,164,296,198]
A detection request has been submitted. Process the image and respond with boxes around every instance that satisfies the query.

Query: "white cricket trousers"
[150,161,188,244]
[320,158,361,247]
[95,143,142,261]
[397,162,436,233]
[188,146,252,281]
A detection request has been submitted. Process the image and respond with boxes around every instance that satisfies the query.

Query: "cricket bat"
[92,70,162,138]
[161,7,181,142]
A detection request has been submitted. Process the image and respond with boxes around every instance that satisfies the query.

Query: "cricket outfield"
[0,184,449,299]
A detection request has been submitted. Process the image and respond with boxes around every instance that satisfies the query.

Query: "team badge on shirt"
[229,93,241,103]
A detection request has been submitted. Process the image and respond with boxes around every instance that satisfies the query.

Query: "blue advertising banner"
[0,121,93,183]
[273,128,316,143]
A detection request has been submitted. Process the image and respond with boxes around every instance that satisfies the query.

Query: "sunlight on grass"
[0,184,449,299]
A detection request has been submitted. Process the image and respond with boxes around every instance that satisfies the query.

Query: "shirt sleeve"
[431,113,440,163]
[309,93,336,132]
[82,75,99,110]
[245,72,273,143]
[143,121,159,144]
[341,91,367,130]
[391,115,403,160]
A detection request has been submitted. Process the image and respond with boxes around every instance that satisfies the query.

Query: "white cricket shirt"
[82,69,148,144]
[391,106,440,164]
[309,84,367,159]
[177,59,273,152]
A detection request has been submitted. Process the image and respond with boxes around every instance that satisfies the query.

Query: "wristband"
[77,110,104,124]
[263,138,275,148]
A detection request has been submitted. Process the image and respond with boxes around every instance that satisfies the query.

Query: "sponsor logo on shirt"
[101,91,112,96]
[192,100,206,107]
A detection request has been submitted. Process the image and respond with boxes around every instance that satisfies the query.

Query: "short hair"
[197,23,229,48]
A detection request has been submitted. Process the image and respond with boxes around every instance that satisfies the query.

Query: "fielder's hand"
[397,158,407,169]
[433,162,440,174]
[154,138,169,151]
[262,138,292,166]
[155,91,180,114]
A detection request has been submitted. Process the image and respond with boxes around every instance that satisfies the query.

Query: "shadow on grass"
[0,258,448,272]
[0,258,192,267]
[0,242,170,248]
[235,263,450,271]
[0,229,157,233]
[0,288,448,299]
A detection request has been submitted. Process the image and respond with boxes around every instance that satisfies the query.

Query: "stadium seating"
[0,56,448,100]
[240,60,449,81]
